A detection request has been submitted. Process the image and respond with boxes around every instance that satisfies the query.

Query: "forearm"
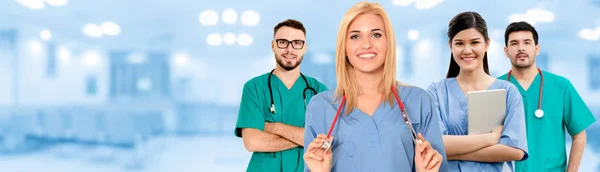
[265,122,305,146]
[242,128,298,152]
[442,134,495,156]
[567,131,586,172]
[448,144,524,162]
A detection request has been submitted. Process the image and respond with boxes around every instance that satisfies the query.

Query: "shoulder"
[542,71,573,89]
[427,78,454,92]
[493,79,520,94]
[243,73,270,88]
[302,74,326,86]
[497,72,510,80]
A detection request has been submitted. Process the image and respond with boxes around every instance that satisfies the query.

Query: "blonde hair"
[334,2,405,114]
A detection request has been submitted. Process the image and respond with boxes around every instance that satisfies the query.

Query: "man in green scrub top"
[234,19,328,172]
[498,21,596,172]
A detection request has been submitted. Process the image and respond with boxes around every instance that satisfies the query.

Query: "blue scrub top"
[303,84,449,172]
[427,78,528,172]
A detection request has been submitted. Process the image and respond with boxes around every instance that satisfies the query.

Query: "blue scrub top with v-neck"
[304,84,449,172]
[427,78,528,172]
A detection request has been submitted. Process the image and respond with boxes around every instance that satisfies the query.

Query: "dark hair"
[445,11,490,78]
[504,21,539,46]
[273,19,306,36]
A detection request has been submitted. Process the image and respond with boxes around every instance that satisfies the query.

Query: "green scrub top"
[235,72,328,172]
[498,70,596,172]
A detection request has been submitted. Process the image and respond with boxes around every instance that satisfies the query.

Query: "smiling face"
[449,28,490,73]
[272,26,307,71]
[345,13,388,75]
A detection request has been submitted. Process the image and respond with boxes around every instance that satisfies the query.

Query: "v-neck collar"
[270,73,304,92]
[449,78,499,111]
[508,72,541,96]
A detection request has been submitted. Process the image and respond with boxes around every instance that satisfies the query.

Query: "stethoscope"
[268,69,317,114]
[507,68,544,118]
[320,85,421,152]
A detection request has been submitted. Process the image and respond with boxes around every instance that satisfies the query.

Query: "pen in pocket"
[309,126,317,138]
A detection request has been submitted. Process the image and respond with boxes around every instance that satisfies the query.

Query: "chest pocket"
[540,86,564,127]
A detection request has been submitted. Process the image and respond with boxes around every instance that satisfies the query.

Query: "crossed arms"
[242,123,305,152]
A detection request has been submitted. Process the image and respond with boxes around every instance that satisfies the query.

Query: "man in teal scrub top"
[234,19,328,172]
[498,21,596,172]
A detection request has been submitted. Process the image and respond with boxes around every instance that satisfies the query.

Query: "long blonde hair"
[334,2,404,114]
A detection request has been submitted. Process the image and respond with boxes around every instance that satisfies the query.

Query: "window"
[537,52,549,71]
[46,42,57,77]
[109,51,171,99]
[589,55,600,90]
[86,74,97,96]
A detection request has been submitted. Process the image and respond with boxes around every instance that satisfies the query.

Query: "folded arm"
[265,122,305,146]
[442,133,497,156]
[447,144,525,162]
[241,128,298,152]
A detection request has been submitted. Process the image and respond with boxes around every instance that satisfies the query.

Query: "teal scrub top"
[498,70,597,172]
[235,72,328,172]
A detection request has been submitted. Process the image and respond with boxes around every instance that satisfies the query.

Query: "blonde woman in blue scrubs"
[427,12,528,172]
[303,2,448,172]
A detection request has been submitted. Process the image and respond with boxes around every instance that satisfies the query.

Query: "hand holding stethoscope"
[303,86,443,172]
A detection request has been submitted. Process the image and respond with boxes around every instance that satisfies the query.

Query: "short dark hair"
[504,21,539,46]
[445,11,490,78]
[273,19,306,36]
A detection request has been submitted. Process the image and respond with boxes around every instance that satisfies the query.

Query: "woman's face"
[345,13,388,75]
[449,28,489,73]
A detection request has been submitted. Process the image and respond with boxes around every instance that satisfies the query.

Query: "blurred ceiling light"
[241,10,260,26]
[101,21,121,36]
[81,50,101,67]
[29,40,43,57]
[15,0,45,10]
[206,33,223,46]
[525,8,555,23]
[223,32,236,45]
[199,10,219,26]
[82,24,103,38]
[127,53,146,64]
[408,30,419,40]
[40,29,52,41]
[57,46,71,65]
[509,13,537,26]
[578,28,599,41]
[173,52,191,66]
[237,33,253,46]
[392,0,415,6]
[222,8,238,24]
[43,0,67,6]
[414,0,445,10]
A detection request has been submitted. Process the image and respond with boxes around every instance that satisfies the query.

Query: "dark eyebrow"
[453,38,482,42]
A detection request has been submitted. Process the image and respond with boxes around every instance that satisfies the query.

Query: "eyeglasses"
[275,39,305,50]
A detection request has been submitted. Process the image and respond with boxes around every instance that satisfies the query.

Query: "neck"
[273,65,300,84]
[511,65,539,82]
[354,68,383,96]
[456,67,488,86]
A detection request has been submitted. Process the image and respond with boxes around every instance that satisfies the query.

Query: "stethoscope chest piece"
[535,109,544,118]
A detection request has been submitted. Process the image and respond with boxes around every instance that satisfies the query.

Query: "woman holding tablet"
[426,11,529,172]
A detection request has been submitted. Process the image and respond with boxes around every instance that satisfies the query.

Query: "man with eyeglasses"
[235,19,328,172]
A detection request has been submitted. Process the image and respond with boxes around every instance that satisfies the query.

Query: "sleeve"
[426,83,448,135]
[500,84,529,161]
[234,82,266,138]
[421,94,449,172]
[303,95,326,172]
[563,80,597,136]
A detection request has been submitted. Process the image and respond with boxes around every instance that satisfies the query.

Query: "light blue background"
[1,0,599,171]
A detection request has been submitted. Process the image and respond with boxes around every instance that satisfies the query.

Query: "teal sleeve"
[563,81,596,136]
[234,82,265,138]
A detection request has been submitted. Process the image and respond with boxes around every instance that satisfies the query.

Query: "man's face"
[272,26,307,71]
[504,31,540,69]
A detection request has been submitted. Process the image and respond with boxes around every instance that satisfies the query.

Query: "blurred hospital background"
[0,0,599,171]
